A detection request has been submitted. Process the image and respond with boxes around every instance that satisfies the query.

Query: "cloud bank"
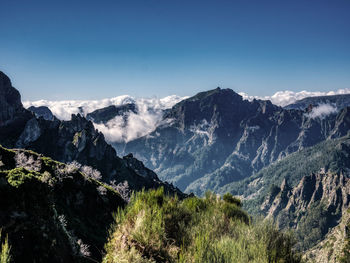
[24,88,350,143]
[23,95,186,143]
[239,88,350,107]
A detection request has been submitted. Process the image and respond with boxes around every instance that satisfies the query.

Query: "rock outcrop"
[28,105,56,121]
[0,71,32,147]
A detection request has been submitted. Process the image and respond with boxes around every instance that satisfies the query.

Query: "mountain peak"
[0,71,24,125]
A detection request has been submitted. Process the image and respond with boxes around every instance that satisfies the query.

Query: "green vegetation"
[0,145,125,262]
[103,189,301,263]
[339,216,350,263]
[295,202,332,251]
[0,230,11,263]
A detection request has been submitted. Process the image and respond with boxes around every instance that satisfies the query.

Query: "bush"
[103,189,302,263]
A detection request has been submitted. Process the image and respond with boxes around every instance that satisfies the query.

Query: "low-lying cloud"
[239,88,350,107]
[306,104,338,119]
[23,88,350,143]
[23,95,186,143]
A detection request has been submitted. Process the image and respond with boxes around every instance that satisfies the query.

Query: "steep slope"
[122,87,350,194]
[217,135,350,253]
[0,145,125,262]
[0,72,33,147]
[0,71,183,197]
[304,209,350,262]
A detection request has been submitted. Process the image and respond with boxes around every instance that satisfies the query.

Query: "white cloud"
[239,88,350,107]
[23,88,350,143]
[305,104,338,119]
[23,95,187,143]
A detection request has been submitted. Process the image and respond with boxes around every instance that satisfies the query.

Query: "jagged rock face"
[16,118,42,148]
[122,88,349,194]
[264,172,350,227]
[28,105,56,121]
[86,103,137,124]
[260,168,350,252]
[0,71,184,197]
[0,71,24,126]
[0,72,33,147]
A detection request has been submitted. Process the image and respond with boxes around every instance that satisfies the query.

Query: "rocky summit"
[121,87,350,195]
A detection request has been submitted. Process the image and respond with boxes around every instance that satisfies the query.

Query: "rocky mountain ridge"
[120,87,350,195]
[0,71,183,196]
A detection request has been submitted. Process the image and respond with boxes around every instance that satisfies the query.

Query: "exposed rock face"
[122,87,350,194]
[264,171,350,228]
[16,118,42,148]
[0,71,25,126]
[0,71,32,147]
[0,71,184,197]
[260,167,350,253]
[28,105,56,121]
[305,210,350,263]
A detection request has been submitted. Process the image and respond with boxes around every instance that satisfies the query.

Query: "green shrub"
[103,189,301,263]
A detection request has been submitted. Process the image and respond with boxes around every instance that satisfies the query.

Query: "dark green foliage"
[0,146,125,263]
[295,202,332,251]
[223,192,242,207]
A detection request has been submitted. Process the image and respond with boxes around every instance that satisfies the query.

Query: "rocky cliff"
[122,87,350,195]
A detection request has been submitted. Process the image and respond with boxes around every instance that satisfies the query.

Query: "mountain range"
[2,70,350,261]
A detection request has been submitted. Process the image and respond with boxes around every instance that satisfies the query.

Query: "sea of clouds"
[239,88,350,107]
[23,95,186,142]
[23,88,350,143]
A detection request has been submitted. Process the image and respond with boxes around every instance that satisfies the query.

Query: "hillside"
[0,145,125,262]
[103,188,302,263]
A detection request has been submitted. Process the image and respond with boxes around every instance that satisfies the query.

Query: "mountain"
[0,71,183,197]
[28,105,56,121]
[121,87,350,195]
[285,94,350,110]
[215,135,350,256]
[0,72,33,147]
[86,103,137,124]
[0,145,125,262]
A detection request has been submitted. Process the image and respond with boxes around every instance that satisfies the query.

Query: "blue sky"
[1,0,349,100]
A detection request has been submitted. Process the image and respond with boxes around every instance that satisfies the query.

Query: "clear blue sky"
[1,0,349,100]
